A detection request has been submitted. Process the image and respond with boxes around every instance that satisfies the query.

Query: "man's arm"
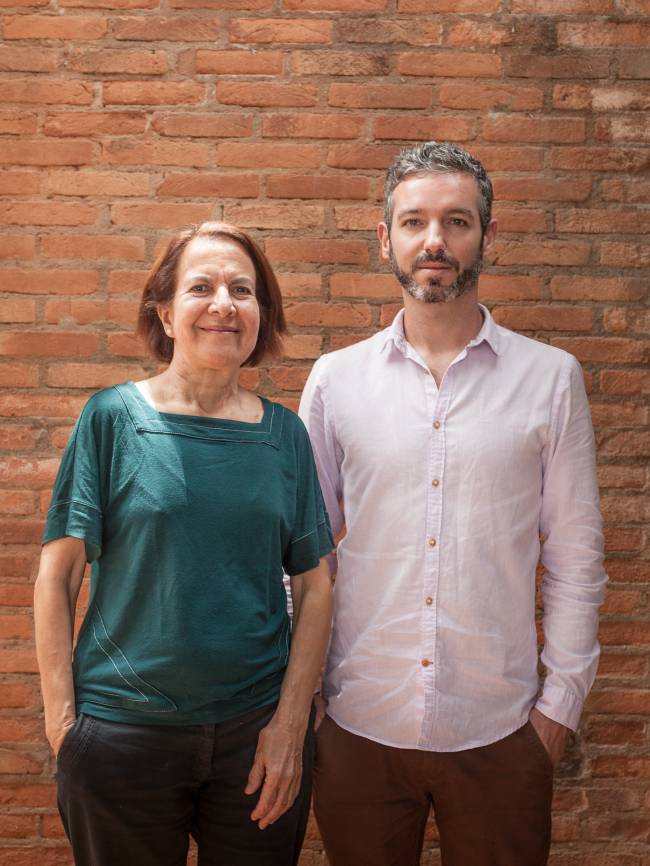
[299,357,345,575]
[533,354,607,760]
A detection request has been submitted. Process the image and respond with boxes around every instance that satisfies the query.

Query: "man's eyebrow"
[396,207,476,219]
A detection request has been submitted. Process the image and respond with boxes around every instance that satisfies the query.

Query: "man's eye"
[449,218,468,227]
[404,218,422,227]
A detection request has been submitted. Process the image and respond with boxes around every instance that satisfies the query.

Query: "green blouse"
[44,383,333,725]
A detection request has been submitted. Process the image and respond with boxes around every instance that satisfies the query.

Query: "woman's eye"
[190,284,209,293]
[231,285,253,295]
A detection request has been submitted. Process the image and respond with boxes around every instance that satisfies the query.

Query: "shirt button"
[431,478,439,487]
[425,597,433,605]
[433,420,441,429]
[428,537,437,547]
[421,659,431,667]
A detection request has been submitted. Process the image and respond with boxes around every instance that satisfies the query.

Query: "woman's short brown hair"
[137,222,287,367]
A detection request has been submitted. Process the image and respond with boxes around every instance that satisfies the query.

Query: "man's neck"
[402,290,483,384]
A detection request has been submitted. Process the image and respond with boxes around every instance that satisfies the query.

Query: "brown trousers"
[313,716,553,866]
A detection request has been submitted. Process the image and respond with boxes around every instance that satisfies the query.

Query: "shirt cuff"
[535,684,584,732]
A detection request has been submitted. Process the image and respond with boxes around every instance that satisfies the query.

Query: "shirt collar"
[380,303,503,357]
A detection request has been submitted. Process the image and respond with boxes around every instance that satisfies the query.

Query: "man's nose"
[423,222,445,252]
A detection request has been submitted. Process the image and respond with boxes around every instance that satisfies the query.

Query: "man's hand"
[529,707,570,768]
[48,716,76,757]
[245,715,306,830]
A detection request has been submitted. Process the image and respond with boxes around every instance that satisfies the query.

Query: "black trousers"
[56,702,314,866]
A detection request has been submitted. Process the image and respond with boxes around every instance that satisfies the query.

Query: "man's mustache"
[413,250,460,270]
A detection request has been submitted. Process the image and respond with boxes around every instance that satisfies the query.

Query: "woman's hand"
[48,716,77,757]
[245,714,306,829]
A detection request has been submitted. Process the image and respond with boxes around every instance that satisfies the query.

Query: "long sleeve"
[537,354,607,730]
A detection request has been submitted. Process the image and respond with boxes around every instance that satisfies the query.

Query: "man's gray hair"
[384,141,493,233]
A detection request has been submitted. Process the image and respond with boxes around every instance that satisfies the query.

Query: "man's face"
[378,172,496,305]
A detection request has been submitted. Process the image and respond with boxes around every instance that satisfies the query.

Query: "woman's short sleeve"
[43,398,105,562]
[282,417,335,576]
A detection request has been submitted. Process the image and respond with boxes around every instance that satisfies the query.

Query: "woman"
[34,222,334,866]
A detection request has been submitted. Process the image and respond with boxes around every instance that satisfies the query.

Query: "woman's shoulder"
[77,383,134,431]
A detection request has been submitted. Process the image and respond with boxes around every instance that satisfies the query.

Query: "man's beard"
[388,245,483,304]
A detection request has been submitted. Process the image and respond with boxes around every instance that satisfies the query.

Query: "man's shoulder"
[313,328,389,378]
[493,321,576,372]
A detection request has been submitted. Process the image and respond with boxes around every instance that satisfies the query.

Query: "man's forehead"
[393,172,482,216]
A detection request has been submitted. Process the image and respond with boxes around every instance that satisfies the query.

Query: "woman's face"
[159,235,261,372]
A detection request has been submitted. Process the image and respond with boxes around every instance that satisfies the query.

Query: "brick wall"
[1,0,649,863]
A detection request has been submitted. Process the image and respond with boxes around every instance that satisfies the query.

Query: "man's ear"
[157,304,173,339]
[378,222,390,262]
[482,219,498,258]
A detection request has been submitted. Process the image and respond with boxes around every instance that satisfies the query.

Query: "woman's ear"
[157,304,173,339]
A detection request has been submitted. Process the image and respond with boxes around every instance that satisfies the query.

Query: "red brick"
[61,0,159,6]
[494,240,591,267]
[334,206,382,231]
[557,208,650,234]
[600,431,650,457]
[0,684,34,708]
[330,273,399,299]
[290,50,388,75]
[505,53,611,79]
[110,202,213,228]
[328,83,430,109]
[277,274,321,298]
[262,113,365,139]
[373,115,474,142]
[0,237,35,260]
[44,298,107,325]
[493,207,546,233]
[103,81,205,106]
[619,50,650,79]
[333,18,441,44]
[157,173,259,198]
[44,111,146,136]
[483,115,586,144]
[593,756,650,780]
[0,140,94,166]
[47,170,150,197]
[0,332,98,358]
[583,815,650,842]
[39,234,141,266]
[0,425,37,448]
[604,528,645,553]
[266,174,369,199]
[0,365,39,388]
[439,82,543,111]
[591,401,647,427]
[266,239,368,265]
[491,305,593,332]
[169,0,271,6]
[103,140,209,168]
[399,52,502,78]
[558,21,650,47]
[550,277,646,302]
[600,242,650,269]
[0,748,43,774]
[0,393,86,419]
[600,495,650,523]
[600,370,650,396]
[327,144,398,170]
[0,46,59,72]
[446,20,514,47]
[467,146,545,171]
[0,846,76,865]
[285,302,372,327]
[229,18,331,44]
[511,0,612,9]
[2,269,100,295]
[478,275,544,302]
[267,366,312,391]
[3,14,107,39]
[285,0,386,7]
[0,202,97,226]
[281,334,323,359]
[597,654,647,680]
[555,84,650,112]
[0,491,37,516]
[601,588,645,615]
[399,0,499,8]
[493,177,592,202]
[217,142,320,169]
[107,332,147,358]
[216,81,318,107]
[0,110,37,134]
[223,204,324,229]
[67,47,167,74]
[194,49,283,75]
[601,117,650,143]
[113,15,219,41]
[47,363,149,389]
[0,300,36,324]
[0,171,41,196]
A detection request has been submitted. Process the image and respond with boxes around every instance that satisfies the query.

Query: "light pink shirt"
[299,306,606,751]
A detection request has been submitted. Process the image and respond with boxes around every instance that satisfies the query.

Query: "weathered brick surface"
[0,2,648,863]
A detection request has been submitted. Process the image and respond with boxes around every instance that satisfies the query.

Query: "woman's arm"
[245,557,333,829]
[34,536,87,755]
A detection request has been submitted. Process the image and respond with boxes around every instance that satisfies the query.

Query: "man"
[299,142,606,866]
